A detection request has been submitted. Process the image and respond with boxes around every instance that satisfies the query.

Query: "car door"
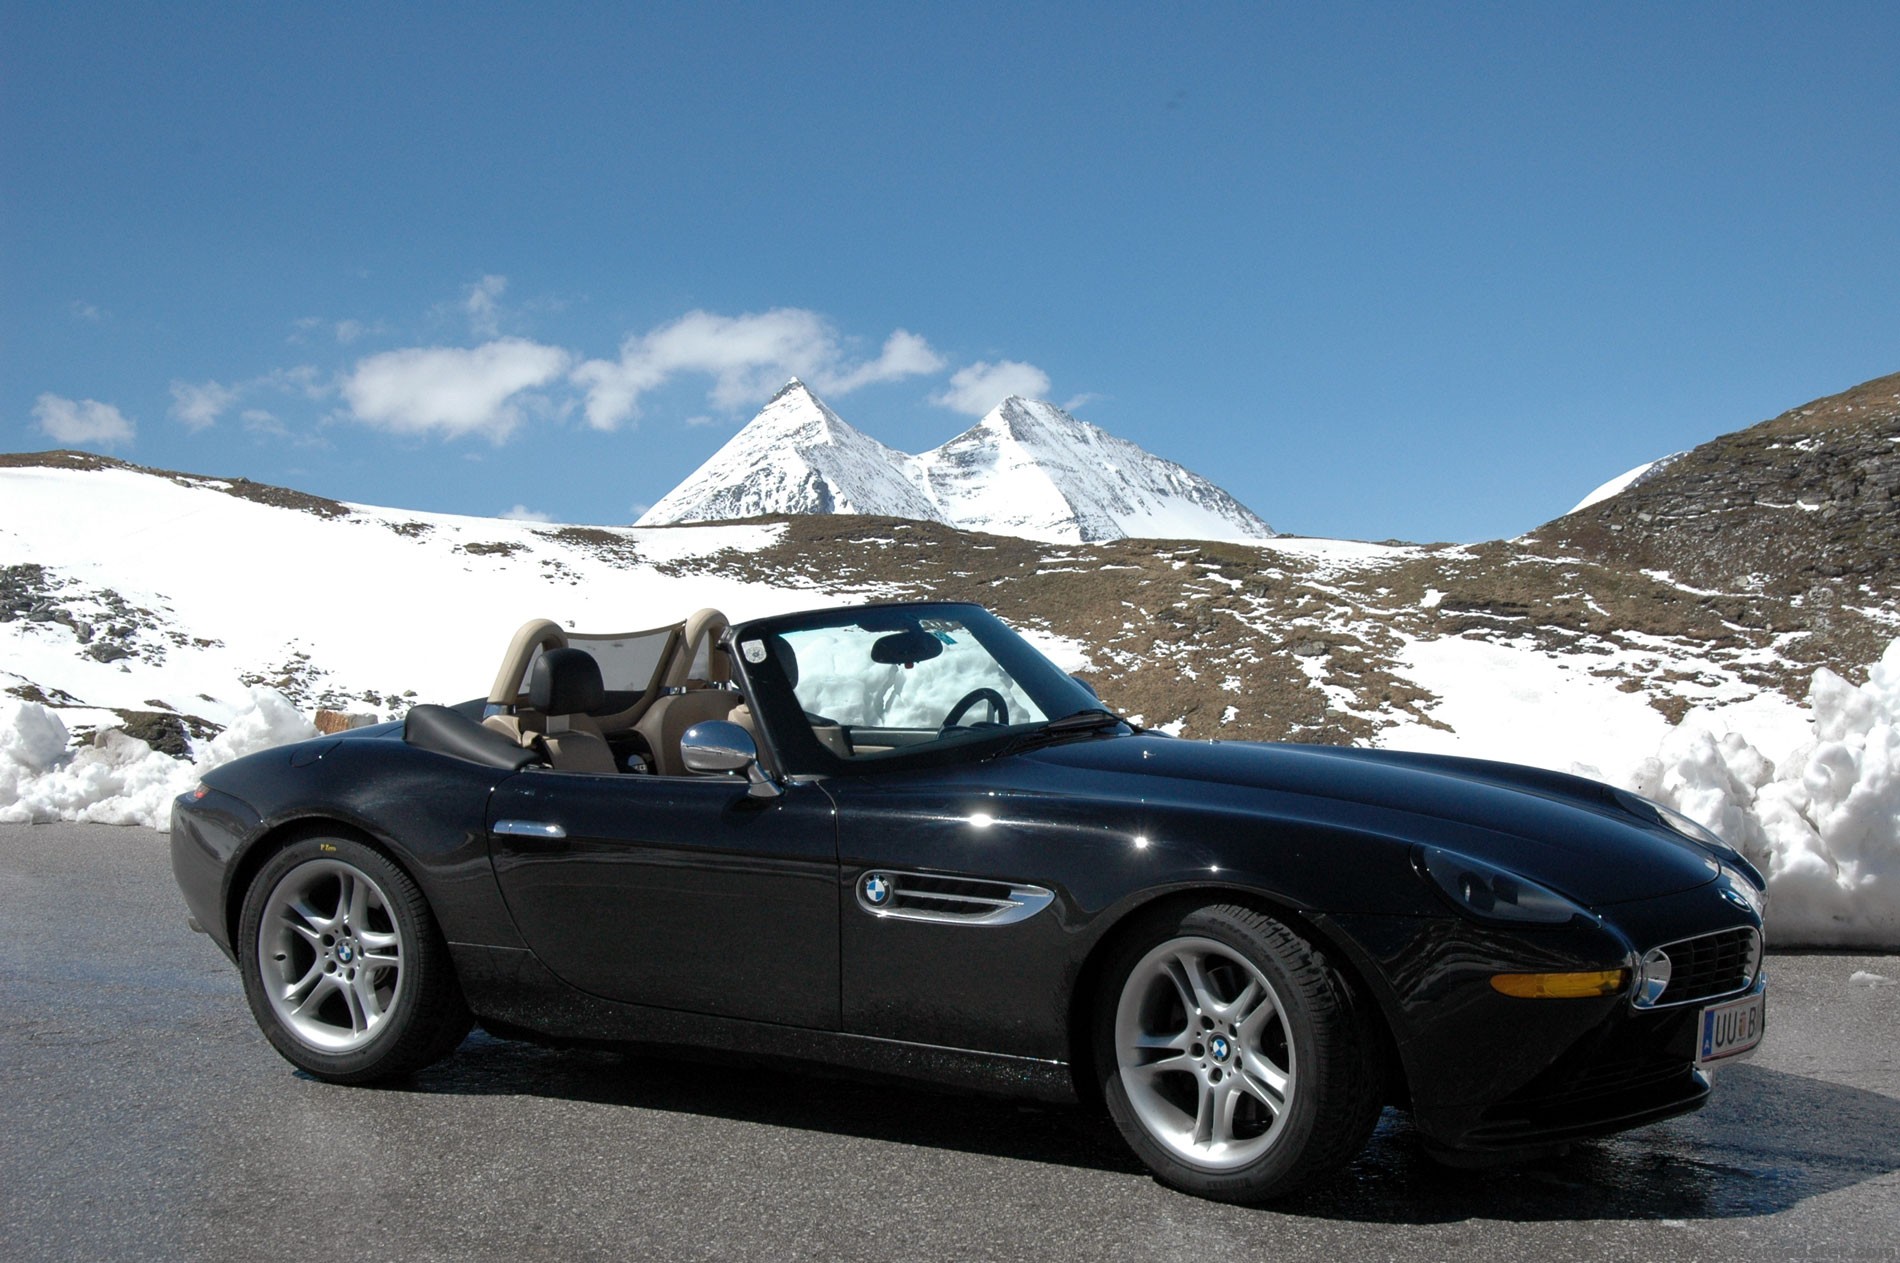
[828,773,1081,1062]
[486,769,840,1029]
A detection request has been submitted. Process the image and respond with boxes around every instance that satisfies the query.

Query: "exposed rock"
[105,711,193,759]
[314,710,379,733]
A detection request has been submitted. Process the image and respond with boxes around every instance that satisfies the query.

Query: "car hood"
[1021,735,1719,907]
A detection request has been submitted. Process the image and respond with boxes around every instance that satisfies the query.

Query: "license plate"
[1697,989,1765,1065]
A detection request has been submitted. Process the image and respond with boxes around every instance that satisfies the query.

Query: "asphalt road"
[4,821,1898,1263]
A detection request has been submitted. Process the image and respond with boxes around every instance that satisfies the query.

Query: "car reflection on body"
[171,600,1766,1202]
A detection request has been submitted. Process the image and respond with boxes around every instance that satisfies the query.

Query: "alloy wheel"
[1112,933,1297,1170]
[255,858,407,1053]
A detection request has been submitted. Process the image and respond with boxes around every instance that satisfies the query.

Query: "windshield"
[731,603,1105,775]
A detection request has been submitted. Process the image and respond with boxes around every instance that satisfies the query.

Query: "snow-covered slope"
[636,381,940,526]
[907,397,1274,544]
[0,456,821,734]
[638,383,1273,544]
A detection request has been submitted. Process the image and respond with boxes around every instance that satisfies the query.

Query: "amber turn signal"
[1490,969,1630,999]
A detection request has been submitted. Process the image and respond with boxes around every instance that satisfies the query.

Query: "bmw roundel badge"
[862,872,893,906]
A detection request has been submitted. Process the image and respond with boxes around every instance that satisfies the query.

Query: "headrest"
[766,634,798,688]
[871,628,944,666]
[530,647,605,715]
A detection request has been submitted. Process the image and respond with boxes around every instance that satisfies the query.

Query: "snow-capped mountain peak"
[635,380,939,525]
[906,397,1274,544]
[640,383,1274,544]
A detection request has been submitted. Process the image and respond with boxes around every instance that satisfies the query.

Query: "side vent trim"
[856,870,1055,927]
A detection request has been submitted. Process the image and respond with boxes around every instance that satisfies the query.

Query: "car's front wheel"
[1096,903,1382,1202]
[237,834,471,1083]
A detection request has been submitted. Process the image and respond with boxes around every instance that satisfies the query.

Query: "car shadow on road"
[1285,1064,1900,1223]
[384,1039,1898,1222]
[389,1029,1143,1176]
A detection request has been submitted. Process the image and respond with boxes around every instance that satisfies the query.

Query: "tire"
[1094,903,1382,1202]
[237,834,472,1084]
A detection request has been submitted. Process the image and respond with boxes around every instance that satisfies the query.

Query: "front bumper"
[1327,880,1764,1152]
[1422,976,1767,1150]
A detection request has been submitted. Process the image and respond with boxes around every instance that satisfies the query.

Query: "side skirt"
[449,942,1078,1105]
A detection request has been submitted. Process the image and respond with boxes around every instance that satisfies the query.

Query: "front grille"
[1647,926,1761,1008]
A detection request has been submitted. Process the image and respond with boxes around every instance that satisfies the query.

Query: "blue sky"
[4,3,1896,542]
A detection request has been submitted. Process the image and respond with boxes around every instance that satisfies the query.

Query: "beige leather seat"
[639,689,746,775]
[634,608,742,775]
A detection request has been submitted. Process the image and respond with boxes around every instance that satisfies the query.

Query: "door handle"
[493,819,567,839]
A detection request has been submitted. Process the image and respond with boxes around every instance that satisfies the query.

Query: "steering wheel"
[942,687,1009,728]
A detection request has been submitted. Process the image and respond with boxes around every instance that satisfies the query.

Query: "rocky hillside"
[1530,370,1900,683]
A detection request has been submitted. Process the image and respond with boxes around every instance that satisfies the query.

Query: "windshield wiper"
[996,708,1128,756]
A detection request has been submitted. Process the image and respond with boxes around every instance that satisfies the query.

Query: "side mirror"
[1071,674,1099,699]
[680,720,782,798]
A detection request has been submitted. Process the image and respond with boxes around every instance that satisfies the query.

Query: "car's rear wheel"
[1096,904,1381,1202]
[238,834,471,1083]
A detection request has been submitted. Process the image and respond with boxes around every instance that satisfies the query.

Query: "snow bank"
[0,688,316,830]
[1620,637,1900,948]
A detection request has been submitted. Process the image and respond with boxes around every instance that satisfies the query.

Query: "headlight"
[1415,846,1586,925]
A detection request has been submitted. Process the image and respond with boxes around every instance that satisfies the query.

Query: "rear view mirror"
[871,629,945,666]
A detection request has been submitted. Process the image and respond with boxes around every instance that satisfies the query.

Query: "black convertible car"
[172,600,1766,1202]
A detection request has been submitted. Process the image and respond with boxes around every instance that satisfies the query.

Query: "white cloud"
[572,308,945,430]
[264,365,329,399]
[820,329,947,394]
[169,380,239,431]
[500,504,552,522]
[334,319,368,344]
[1061,392,1105,413]
[68,301,105,322]
[240,409,287,438]
[341,338,573,441]
[465,275,507,338]
[32,393,135,447]
[932,360,1053,416]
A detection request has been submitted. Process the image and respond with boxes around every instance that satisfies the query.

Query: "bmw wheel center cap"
[1210,1035,1231,1062]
